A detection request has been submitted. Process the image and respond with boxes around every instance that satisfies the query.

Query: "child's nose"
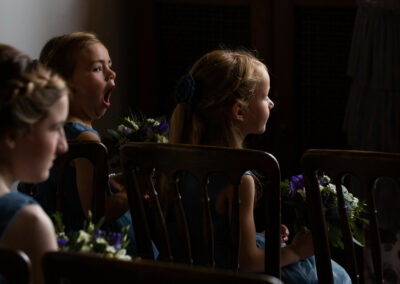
[57,129,68,154]
[107,67,116,81]
[269,99,275,109]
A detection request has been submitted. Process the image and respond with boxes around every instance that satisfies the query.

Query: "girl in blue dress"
[0,44,69,284]
[18,32,158,257]
[168,49,351,283]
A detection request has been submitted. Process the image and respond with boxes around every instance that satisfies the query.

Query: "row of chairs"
[0,248,282,284]
[11,141,400,283]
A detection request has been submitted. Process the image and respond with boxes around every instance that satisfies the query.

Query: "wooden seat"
[0,247,30,284]
[55,141,108,223]
[301,149,400,284]
[119,142,281,277]
[42,251,283,284]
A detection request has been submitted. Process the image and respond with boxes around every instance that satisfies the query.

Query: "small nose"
[269,99,275,109]
[106,67,116,81]
[57,128,68,154]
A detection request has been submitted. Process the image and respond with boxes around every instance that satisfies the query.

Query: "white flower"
[322,175,331,183]
[115,249,131,260]
[146,118,155,123]
[341,185,349,195]
[96,237,107,245]
[131,122,139,131]
[106,246,116,254]
[116,254,132,260]
[155,134,168,143]
[351,197,359,207]
[77,231,91,244]
[297,189,307,200]
[328,184,336,194]
[80,245,91,252]
[125,118,140,131]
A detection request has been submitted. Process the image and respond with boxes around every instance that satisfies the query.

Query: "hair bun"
[174,74,196,104]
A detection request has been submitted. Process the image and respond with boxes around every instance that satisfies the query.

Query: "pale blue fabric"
[0,192,37,284]
[255,232,351,283]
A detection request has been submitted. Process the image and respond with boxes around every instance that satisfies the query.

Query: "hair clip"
[174,74,196,105]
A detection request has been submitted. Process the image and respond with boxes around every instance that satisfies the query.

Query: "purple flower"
[122,127,134,136]
[108,232,122,249]
[94,229,102,238]
[318,177,329,187]
[158,120,169,133]
[57,237,67,247]
[289,175,304,192]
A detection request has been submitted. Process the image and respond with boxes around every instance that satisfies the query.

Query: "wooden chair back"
[42,251,283,284]
[119,142,281,277]
[301,149,400,284]
[55,141,108,223]
[0,247,30,284]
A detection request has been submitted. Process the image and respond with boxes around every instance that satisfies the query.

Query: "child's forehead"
[74,42,109,62]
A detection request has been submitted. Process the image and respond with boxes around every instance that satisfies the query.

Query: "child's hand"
[108,172,126,193]
[281,224,289,243]
[290,226,314,260]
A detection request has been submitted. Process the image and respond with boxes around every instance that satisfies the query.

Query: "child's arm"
[238,175,314,272]
[73,130,101,217]
[73,131,129,221]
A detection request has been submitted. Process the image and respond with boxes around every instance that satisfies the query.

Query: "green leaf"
[52,211,65,234]
[94,216,105,232]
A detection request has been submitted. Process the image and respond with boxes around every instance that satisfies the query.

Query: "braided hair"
[0,44,67,137]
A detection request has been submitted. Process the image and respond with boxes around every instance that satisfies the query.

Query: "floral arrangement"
[105,111,169,171]
[53,211,131,260]
[281,174,368,249]
[107,112,169,145]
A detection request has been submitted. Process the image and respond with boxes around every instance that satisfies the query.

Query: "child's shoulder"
[75,130,101,142]
[64,121,100,141]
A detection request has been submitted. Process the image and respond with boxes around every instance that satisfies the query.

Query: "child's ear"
[232,101,245,121]
[3,133,17,150]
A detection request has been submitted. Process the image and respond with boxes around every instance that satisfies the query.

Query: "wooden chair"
[0,247,30,284]
[55,141,109,223]
[119,142,281,277]
[301,149,400,284]
[42,251,283,284]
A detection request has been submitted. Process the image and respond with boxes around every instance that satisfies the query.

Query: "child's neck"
[68,116,93,129]
[0,173,12,197]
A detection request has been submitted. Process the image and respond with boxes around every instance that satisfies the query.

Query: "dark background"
[119,0,357,178]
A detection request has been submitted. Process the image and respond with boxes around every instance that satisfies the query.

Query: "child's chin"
[29,172,50,184]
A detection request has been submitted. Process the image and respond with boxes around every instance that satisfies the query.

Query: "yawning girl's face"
[68,42,116,124]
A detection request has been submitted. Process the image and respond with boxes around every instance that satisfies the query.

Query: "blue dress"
[18,122,158,258]
[0,192,38,284]
[170,172,351,283]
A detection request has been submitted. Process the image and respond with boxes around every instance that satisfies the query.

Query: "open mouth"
[103,86,114,107]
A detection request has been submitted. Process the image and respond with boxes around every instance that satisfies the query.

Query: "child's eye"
[93,65,103,72]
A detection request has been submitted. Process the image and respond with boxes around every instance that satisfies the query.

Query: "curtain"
[344,0,400,152]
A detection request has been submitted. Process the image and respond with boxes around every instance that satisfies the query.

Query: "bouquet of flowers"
[107,112,169,145]
[281,174,368,249]
[53,211,131,260]
[105,111,169,170]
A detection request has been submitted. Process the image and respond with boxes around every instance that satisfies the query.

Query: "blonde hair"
[39,31,101,79]
[170,49,267,148]
[0,44,67,136]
